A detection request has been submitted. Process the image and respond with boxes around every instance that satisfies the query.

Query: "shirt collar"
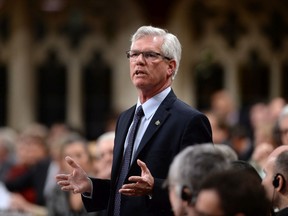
[136,87,171,119]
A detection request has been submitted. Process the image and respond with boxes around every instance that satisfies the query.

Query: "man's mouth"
[135,70,145,75]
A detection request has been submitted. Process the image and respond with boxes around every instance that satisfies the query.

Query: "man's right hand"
[56,156,92,194]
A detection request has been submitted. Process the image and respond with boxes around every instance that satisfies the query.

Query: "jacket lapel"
[131,90,177,165]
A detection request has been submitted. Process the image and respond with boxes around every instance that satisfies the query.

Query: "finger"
[121,183,136,190]
[55,174,68,181]
[57,180,71,187]
[61,185,76,192]
[137,159,150,174]
[128,176,146,183]
[65,156,81,169]
[119,188,137,196]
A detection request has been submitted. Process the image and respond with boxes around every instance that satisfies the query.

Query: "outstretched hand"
[56,156,92,194]
[119,159,154,197]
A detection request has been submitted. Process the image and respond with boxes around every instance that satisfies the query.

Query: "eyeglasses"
[126,50,171,62]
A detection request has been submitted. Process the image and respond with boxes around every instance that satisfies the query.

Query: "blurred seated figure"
[205,111,230,144]
[95,131,115,179]
[47,133,97,216]
[195,169,270,216]
[4,134,49,205]
[228,124,254,161]
[277,105,288,146]
[166,143,237,216]
[210,89,239,127]
[249,142,274,179]
[0,127,17,181]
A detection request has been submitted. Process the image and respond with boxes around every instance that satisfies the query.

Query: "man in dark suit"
[56,25,212,216]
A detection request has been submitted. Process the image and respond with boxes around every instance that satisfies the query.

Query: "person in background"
[95,131,115,179]
[47,133,97,216]
[276,105,288,146]
[210,90,239,127]
[56,25,212,216]
[0,127,17,181]
[4,134,49,205]
[195,169,270,216]
[165,143,237,216]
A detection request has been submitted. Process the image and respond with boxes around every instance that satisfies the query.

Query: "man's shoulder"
[173,98,204,115]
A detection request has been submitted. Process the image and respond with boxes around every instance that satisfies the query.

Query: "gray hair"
[97,131,115,144]
[167,143,235,203]
[130,26,182,80]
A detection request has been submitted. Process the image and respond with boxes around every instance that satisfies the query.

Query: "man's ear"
[274,173,286,191]
[181,186,192,203]
[167,60,176,77]
[277,174,286,191]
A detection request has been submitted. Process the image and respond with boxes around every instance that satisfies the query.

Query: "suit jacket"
[276,207,288,216]
[82,90,212,216]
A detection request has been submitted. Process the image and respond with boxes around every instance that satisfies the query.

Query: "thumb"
[65,156,80,169]
[137,159,149,173]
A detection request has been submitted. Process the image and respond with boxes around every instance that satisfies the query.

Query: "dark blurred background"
[0,0,287,140]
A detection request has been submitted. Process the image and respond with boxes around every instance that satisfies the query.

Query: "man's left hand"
[119,159,154,197]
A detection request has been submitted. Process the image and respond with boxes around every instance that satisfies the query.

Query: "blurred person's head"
[166,143,235,216]
[277,105,288,145]
[228,124,253,160]
[205,111,230,144]
[0,127,18,163]
[96,131,115,179]
[268,97,286,124]
[15,134,48,166]
[249,102,269,130]
[195,169,270,216]
[59,133,91,174]
[20,123,48,140]
[210,90,237,126]
[253,124,274,147]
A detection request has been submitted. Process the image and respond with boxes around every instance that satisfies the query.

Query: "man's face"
[194,189,224,216]
[279,116,288,145]
[262,156,276,201]
[129,36,175,95]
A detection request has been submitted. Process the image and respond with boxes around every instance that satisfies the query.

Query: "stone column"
[7,0,35,131]
[66,54,83,130]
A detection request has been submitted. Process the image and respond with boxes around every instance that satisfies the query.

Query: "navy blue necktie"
[113,106,144,216]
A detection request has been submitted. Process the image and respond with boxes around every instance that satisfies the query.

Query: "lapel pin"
[155,120,160,126]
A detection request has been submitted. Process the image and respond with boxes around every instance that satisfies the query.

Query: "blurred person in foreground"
[195,169,270,216]
[56,25,212,216]
[165,143,237,216]
[262,145,288,216]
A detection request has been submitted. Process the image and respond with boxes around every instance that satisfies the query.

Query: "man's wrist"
[82,177,93,199]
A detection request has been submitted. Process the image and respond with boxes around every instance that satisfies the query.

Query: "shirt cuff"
[82,177,93,199]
